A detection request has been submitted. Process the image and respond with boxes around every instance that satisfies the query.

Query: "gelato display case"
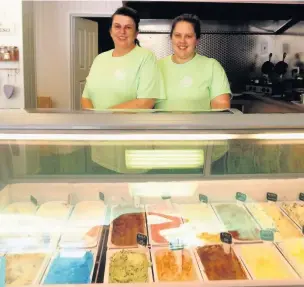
[1,109,304,287]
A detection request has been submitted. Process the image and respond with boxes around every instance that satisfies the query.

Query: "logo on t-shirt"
[180,76,193,88]
[114,69,126,80]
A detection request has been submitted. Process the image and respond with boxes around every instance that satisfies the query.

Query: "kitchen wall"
[33,0,122,109]
[0,0,24,109]
[138,32,304,92]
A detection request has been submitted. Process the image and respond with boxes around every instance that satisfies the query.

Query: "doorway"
[70,16,114,110]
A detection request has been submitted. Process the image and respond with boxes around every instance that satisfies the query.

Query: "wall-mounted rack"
[0,61,20,73]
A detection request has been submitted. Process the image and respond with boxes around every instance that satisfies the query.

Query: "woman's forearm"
[211,94,230,110]
[110,98,155,109]
[81,98,94,110]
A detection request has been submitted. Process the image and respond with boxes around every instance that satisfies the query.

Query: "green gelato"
[109,250,149,283]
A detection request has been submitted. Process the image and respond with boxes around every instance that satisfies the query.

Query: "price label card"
[68,193,72,204]
[30,195,38,206]
[137,233,148,247]
[99,192,105,201]
[169,238,184,251]
[220,232,232,244]
[260,229,274,241]
[235,192,247,202]
[199,194,208,204]
[299,193,304,202]
[266,192,278,202]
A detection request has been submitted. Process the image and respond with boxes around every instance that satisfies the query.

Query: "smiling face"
[171,21,198,63]
[110,15,138,50]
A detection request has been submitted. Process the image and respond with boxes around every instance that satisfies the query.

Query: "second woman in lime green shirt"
[155,14,231,111]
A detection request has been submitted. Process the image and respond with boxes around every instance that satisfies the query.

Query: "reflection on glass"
[1,138,304,179]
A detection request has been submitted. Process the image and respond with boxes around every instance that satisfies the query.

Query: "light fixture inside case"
[125,149,205,169]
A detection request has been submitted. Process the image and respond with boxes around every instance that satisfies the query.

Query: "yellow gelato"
[279,239,304,278]
[239,244,297,279]
[249,203,302,241]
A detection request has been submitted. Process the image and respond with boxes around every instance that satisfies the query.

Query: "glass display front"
[0,115,304,286]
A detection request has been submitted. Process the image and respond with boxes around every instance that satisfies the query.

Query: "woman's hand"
[81,98,94,110]
[110,98,155,109]
[211,94,230,110]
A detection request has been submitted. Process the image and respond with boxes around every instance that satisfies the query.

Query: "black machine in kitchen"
[245,52,304,101]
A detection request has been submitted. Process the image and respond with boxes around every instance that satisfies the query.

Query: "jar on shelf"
[3,47,10,61]
[0,46,5,61]
[9,46,15,61]
[14,47,19,61]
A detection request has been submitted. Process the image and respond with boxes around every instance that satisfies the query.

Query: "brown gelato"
[196,245,247,280]
[111,213,146,246]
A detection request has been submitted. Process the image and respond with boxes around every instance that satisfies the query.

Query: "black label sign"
[137,233,148,247]
[30,195,38,206]
[267,192,278,202]
[99,192,105,201]
[299,193,304,201]
[161,195,171,200]
[220,232,232,244]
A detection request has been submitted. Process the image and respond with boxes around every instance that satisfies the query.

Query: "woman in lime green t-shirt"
[155,14,231,111]
[81,7,165,110]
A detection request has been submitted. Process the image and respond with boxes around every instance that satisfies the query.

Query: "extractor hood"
[124,1,304,34]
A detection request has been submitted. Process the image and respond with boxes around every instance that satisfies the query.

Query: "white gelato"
[6,253,46,285]
[36,202,71,220]
[3,202,37,215]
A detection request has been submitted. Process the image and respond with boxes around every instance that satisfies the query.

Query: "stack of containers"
[41,193,106,285]
[105,205,152,283]
[0,194,72,286]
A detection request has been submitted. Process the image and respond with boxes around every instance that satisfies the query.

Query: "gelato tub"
[278,239,304,278]
[178,204,223,244]
[108,206,147,248]
[36,201,71,220]
[68,201,105,226]
[237,243,299,280]
[3,202,37,215]
[60,225,102,248]
[43,249,94,284]
[281,201,304,227]
[152,247,201,282]
[247,203,302,241]
[195,244,248,280]
[147,204,182,245]
[5,253,49,286]
[213,203,260,241]
[104,249,152,283]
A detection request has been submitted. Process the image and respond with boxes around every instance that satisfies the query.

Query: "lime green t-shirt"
[82,46,165,109]
[155,54,231,111]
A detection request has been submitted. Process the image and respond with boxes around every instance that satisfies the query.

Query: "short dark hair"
[170,14,201,39]
[111,6,141,46]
